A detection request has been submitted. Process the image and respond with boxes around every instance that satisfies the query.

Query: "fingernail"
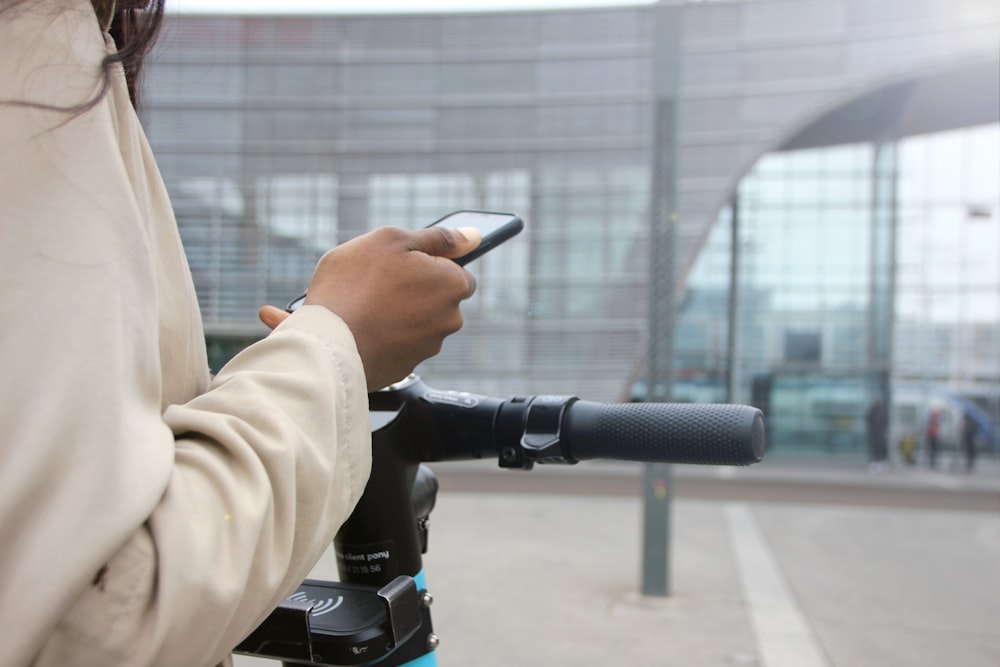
[455,226,482,243]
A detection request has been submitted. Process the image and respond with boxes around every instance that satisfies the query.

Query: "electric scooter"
[236,374,765,666]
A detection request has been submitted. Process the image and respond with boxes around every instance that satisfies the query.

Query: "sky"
[168,0,657,14]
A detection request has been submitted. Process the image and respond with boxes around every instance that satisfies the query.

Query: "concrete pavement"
[237,456,1000,667]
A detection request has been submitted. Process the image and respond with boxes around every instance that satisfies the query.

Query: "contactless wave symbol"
[288,591,345,617]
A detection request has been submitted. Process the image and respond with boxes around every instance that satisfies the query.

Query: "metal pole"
[642,2,682,598]
[726,195,741,404]
[641,462,672,596]
[869,137,898,448]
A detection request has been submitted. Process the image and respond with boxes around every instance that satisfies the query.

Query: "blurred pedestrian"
[926,408,942,469]
[961,411,979,472]
[866,399,889,473]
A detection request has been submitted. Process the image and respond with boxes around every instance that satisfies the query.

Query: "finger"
[463,271,477,300]
[407,225,482,259]
[258,304,291,330]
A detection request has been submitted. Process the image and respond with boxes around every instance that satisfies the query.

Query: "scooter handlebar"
[563,400,765,466]
[383,378,765,469]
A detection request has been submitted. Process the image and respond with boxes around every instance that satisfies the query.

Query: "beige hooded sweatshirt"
[0,2,372,665]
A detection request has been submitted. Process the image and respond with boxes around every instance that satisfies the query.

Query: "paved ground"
[237,456,1000,667]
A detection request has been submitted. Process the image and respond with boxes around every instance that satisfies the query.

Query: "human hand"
[277,226,480,391]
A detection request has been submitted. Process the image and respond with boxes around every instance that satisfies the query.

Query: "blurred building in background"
[145,0,1000,459]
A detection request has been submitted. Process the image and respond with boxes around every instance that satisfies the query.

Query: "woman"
[0,1,480,665]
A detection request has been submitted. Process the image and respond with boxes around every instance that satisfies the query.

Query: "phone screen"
[428,210,524,266]
[430,210,518,236]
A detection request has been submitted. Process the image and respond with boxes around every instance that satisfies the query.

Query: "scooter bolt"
[427,634,440,651]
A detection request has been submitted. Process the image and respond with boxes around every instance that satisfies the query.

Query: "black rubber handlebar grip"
[563,401,765,465]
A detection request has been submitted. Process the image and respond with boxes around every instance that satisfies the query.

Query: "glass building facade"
[145,9,654,401]
[145,4,1000,459]
[679,126,1000,454]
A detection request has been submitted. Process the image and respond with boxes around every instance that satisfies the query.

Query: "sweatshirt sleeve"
[25,307,372,667]
[151,306,372,665]
[0,3,372,667]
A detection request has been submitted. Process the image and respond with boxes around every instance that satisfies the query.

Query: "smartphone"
[285,210,524,312]
[426,210,524,267]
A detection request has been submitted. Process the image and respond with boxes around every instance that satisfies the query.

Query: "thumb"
[258,304,291,330]
[409,225,482,260]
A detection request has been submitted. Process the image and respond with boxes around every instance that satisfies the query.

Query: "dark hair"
[107,0,166,109]
[1,0,165,112]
